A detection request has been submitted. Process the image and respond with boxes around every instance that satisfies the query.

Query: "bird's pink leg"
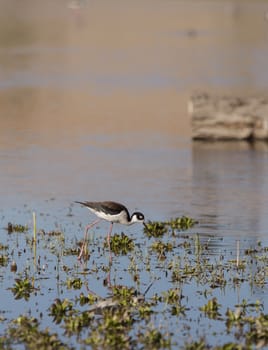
[107,222,113,264]
[107,222,113,250]
[78,219,101,260]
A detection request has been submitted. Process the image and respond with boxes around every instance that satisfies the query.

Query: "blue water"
[1,1,268,347]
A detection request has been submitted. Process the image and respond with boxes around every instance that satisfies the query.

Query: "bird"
[75,201,147,260]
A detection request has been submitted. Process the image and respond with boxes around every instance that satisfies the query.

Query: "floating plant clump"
[144,216,196,238]
[10,278,37,301]
[107,232,135,255]
[144,220,168,238]
[167,216,197,231]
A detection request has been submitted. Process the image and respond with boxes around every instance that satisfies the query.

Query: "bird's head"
[131,212,148,229]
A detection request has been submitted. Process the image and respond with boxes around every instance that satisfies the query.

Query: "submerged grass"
[6,222,29,233]
[1,214,268,349]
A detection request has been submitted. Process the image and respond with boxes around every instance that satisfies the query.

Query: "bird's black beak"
[143,222,149,231]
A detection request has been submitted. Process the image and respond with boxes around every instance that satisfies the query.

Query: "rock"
[189,93,268,140]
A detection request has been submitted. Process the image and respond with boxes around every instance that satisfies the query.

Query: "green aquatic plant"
[167,216,197,231]
[171,267,183,283]
[112,285,142,307]
[168,258,183,282]
[49,299,73,324]
[10,278,36,301]
[236,299,263,313]
[225,307,245,330]
[200,297,222,320]
[108,232,134,255]
[161,288,187,316]
[150,240,174,259]
[46,230,64,237]
[63,311,93,336]
[77,292,98,306]
[138,303,153,320]
[32,212,36,242]
[63,247,79,256]
[162,288,182,305]
[144,220,168,238]
[144,216,197,238]
[0,254,8,267]
[6,222,28,233]
[66,277,83,290]
[170,304,187,316]
[209,267,227,289]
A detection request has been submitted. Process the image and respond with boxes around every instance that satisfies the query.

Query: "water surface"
[1,0,268,348]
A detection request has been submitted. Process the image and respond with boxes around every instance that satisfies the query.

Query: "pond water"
[1,0,268,348]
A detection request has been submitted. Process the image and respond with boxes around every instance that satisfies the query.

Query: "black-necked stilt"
[75,201,147,260]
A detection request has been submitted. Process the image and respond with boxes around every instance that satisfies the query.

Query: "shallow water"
[1,0,268,348]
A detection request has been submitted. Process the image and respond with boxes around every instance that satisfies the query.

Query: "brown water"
[1,0,268,233]
[1,0,268,347]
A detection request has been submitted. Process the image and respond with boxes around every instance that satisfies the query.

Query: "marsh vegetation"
[1,213,268,349]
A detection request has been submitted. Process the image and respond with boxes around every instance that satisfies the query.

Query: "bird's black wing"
[75,201,129,216]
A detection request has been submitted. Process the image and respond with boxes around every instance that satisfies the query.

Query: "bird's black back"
[75,201,130,219]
